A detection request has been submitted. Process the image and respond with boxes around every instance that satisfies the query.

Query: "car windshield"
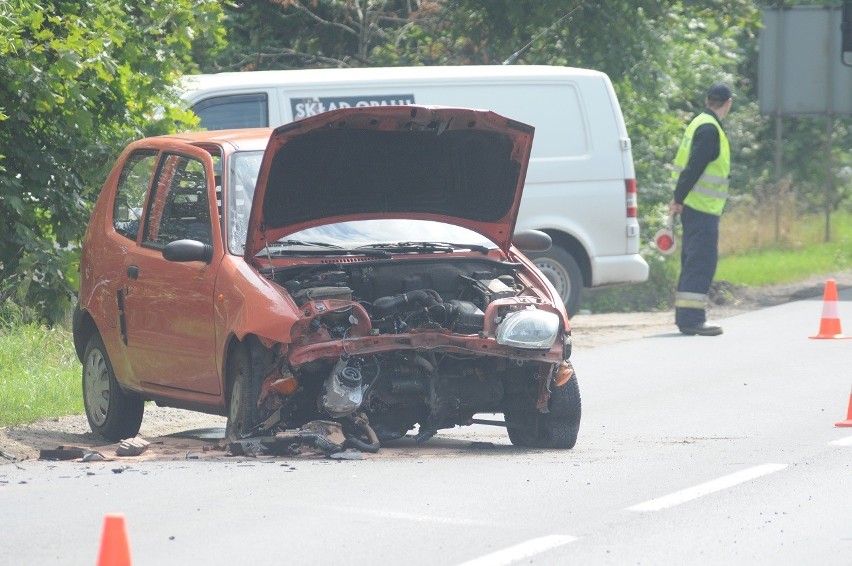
[266,220,496,255]
[226,151,497,256]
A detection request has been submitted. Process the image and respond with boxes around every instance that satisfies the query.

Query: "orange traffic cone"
[837,386,852,427]
[809,279,851,339]
[97,514,132,566]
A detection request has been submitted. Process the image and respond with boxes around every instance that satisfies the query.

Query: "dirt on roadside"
[2,272,849,464]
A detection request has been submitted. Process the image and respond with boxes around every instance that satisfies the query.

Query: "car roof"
[157,128,273,152]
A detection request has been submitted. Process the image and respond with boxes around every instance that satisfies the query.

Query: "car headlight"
[495,309,560,349]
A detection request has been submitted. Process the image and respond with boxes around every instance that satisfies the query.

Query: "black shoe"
[678,323,723,336]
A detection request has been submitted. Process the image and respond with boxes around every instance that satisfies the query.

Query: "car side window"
[142,154,212,248]
[113,150,158,241]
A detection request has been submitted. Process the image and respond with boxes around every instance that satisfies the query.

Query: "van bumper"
[590,254,649,287]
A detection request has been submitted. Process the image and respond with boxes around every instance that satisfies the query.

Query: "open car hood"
[245,105,534,257]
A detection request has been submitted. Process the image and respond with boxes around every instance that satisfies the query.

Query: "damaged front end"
[230,256,579,452]
[230,105,581,453]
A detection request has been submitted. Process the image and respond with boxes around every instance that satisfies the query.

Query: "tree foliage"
[0,0,224,323]
[207,1,443,70]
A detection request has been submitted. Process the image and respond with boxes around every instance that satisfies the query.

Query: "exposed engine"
[253,259,567,446]
[281,260,523,336]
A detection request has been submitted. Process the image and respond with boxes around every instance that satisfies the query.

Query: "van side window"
[113,150,158,242]
[142,155,212,248]
[192,93,269,130]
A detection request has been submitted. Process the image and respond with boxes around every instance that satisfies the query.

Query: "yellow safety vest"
[672,112,730,216]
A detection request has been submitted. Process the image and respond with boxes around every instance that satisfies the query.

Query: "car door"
[121,145,223,397]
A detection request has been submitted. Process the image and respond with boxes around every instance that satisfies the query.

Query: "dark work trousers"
[675,205,720,327]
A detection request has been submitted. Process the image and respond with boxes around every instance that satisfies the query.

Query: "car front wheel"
[225,337,270,442]
[505,370,581,449]
[82,333,144,441]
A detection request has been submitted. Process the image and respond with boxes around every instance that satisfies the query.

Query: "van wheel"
[529,245,582,316]
[225,337,270,442]
[505,374,581,449]
[82,333,144,441]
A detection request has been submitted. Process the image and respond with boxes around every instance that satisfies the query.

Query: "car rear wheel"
[528,245,583,317]
[505,372,581,449]
[82,333,144,441]
[225,337,270,442]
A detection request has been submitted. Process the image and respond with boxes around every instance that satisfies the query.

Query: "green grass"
[0,324,82,427]
[717,210,852,286]
[716,241,851,286]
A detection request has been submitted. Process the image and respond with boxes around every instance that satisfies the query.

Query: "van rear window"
[192,93,269,130]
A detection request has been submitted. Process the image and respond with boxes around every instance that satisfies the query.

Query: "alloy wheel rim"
[84,349,110,427]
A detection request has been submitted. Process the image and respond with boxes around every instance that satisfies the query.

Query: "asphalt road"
[2,289,851,565]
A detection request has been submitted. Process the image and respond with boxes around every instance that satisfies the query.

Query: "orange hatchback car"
[73,105,581,449]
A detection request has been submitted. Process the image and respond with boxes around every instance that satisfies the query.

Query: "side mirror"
[163,239,213,263]
[512,229,552,253]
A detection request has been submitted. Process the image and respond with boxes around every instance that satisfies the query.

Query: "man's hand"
[669,200,683,216]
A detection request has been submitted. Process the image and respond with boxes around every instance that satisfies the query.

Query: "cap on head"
[706,82,734,103]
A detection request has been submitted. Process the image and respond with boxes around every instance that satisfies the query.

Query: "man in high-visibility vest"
[669,82,734,336]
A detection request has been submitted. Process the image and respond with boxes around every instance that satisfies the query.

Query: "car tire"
[225,337,270,442]
[82,333,144,441]
[505,371,581,449]
[528,245,583,317]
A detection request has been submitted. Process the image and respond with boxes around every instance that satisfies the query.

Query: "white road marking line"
[627,463,788,512]
[829,435,852,446]
[456,535,578,566]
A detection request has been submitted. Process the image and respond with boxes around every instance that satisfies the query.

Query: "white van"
[180,65,648,315]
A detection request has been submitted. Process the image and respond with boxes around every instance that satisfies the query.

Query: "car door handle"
[127,265,139,280]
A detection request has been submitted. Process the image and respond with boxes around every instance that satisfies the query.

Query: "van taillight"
[625,179,637,218]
